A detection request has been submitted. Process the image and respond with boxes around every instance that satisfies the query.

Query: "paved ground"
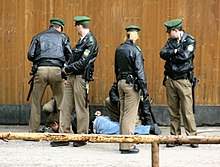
[0,125,220,167]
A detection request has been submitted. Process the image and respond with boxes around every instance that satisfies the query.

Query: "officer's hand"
[143,96,150,106]
[142,96,150,115]
[142,90,149,101]
[61,68,67,80]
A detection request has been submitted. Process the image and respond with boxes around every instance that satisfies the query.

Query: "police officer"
[115,25,149,154]
[27,18,72,132]
[50,16,99,147]
[160,19,198,148]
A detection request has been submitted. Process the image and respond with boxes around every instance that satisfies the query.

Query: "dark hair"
[45,113,59,127]
[176,27,182,31]
[81,23,90,29]
[50,24,63,31]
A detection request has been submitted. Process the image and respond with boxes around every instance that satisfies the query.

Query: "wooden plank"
[0,0,219,105]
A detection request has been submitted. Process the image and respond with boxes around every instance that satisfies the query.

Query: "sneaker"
[166,143,182,147]
[50,141,69,147]
[121,146,139,154]
[190,144,199,148]
[73,141,87,147]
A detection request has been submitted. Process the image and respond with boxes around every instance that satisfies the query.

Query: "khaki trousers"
[59,75,89,134]
[118,80,140,150]
[28,66,64,132]
[165,77,197,136]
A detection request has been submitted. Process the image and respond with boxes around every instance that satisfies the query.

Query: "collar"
[177,31,184,43]
[80,30,90,41]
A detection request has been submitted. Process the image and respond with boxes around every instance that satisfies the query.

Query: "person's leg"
[105,97,120,122]
[73,75,88,147]
[119,80,140,152]
[51,75,74,147]
[48,67,64,115]
[177,79,197,136]
[42,99,55,115]
[165,78,181,135]
[59,75,74,133]
[74,76,89,134]
[28,67,48,132]
[165,78,184,147]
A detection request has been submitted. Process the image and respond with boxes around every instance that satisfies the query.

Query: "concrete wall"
[0,105,219,126]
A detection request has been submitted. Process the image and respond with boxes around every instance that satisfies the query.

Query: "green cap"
[164,19,182,33]
[74,16,91,25]
[50,18,65,27]
[125,25,141,32]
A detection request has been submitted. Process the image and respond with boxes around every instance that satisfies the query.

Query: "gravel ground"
[0,125,220,167]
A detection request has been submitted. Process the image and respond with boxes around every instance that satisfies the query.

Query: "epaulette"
[188,34,195,39]
[136,45,141,51]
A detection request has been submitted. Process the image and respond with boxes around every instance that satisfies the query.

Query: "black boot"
[73,141,87,147]
[50,141,69,147]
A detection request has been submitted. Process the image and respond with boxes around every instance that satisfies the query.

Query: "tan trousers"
[165,77,197,136]
[42,98,55,114]
[28,66,64,132]
[118,80,140,150]
[59,75,89,134]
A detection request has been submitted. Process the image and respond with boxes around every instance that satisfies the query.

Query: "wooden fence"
[0,0,219,105]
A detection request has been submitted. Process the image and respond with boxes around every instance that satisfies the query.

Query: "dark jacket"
[109,82,119,106]
[115,40,148,97]
[65,31,99,80]
[27,27,72,68]
[160,32,196,80]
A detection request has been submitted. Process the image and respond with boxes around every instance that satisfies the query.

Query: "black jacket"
[160,32,196,79]
[115,40,148,97]
[27,27,72,68]
[109,82,119,105]
[65,32,99,80]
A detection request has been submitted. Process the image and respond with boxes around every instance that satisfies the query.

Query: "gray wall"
[0,105,219,126]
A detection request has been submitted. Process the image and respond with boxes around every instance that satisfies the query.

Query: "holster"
[125,75,140,92]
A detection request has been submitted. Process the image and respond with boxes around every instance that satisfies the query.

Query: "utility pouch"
[187,71,194,83]
[125,74,134,84]
[30,64,38,75]
[83,66,94,82]
[162,75,168,86]
[134,81,140,92]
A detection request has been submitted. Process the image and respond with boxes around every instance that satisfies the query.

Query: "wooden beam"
[0,133,220,144]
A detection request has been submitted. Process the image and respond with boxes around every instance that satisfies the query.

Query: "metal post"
[151,142,159,167]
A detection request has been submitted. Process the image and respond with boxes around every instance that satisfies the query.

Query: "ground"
[0,126,220,167]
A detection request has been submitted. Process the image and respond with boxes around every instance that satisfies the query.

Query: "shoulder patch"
[89,36,94,42]
[83,49,90,57]
[187,45,194,52]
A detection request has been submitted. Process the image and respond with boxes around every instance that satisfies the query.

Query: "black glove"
[142,96,150,106]
[142,91,150,111]
[142,90,149,102]
[61,68,67,80]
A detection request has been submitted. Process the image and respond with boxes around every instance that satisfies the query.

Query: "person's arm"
[160,39,175,60]
[64,37,98,74]
[134,50,148,100]
[172,36,196,62]
[27,36,38,62]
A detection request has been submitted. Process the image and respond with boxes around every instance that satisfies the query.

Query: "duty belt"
[117,73,133,80]
[168,73,188,80]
